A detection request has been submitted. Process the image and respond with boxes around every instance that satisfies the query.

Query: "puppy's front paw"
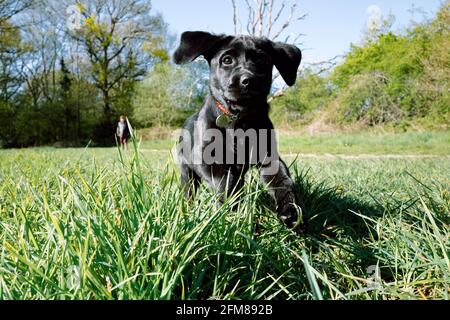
[278,203,307,234]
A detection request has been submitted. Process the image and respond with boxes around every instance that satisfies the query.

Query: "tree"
[59,57,73,143]
[132,63,199,128]
[0,0,32,28]
[229,0,306,42]
[0,1,31,146]
[70,0,169,142]
[0,19,26,101]
[59,0,169,143]
[19,2,64,107]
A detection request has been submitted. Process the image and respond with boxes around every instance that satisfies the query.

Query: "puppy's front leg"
[202,166,245,206]
[260,159,305,231]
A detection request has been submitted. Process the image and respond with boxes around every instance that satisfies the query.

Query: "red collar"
[214,98,253,120]
[214,100,232,116]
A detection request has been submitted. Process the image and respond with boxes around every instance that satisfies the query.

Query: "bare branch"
[231,0,306,43]
[266,0,275,36]
[270,2,286,35]
[229,0,239,34]
[256,0,266,37]
[272,3,304,40]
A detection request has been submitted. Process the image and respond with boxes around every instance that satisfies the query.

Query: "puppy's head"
[173,31,302,114]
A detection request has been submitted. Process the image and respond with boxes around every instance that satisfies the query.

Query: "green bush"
[132,62,204,128]
[272,2,449,129]
[271,70,333,127]
[335,72,405,125]
[331,2,449,127]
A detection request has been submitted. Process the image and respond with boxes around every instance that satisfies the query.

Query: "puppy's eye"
[222,56,233,65]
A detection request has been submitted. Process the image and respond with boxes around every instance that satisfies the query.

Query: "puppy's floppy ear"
[173,31,228,65]
[270,42,302,86]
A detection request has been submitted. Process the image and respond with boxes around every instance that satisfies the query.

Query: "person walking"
[116,115,130,150]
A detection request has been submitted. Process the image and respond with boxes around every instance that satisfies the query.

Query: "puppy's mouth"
[226,100,256,115]
[212,86,265,115]
[224,98,246,112]
[223,95,257,113]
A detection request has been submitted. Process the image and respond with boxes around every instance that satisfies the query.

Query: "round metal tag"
[216,114,232,128]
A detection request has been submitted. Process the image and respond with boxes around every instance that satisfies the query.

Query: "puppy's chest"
[215,126,277,159]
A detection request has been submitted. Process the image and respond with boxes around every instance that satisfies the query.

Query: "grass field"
[140,130,450,155]
[0,132,449,300]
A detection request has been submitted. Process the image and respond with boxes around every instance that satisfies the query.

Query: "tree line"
[0,0,311,147]
[0,0,178,147]
[0,1,448,148]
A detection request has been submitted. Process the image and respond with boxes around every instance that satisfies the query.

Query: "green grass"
[279,131,450,155]
[0,137,449,300]
[140,131,450,155]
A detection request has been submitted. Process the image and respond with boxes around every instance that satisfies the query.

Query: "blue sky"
[152,0,443,63]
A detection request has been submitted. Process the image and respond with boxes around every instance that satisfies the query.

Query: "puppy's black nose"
[240,76,250,87]
[229,72,255,93]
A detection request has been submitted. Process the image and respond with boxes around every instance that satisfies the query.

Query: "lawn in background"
[139,131,450,156]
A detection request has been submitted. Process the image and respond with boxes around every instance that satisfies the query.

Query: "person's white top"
[117,122,126,137]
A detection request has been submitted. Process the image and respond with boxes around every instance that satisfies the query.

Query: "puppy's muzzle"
[228,71,257,96]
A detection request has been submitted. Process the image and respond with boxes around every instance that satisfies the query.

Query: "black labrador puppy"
[174,31,305,231]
